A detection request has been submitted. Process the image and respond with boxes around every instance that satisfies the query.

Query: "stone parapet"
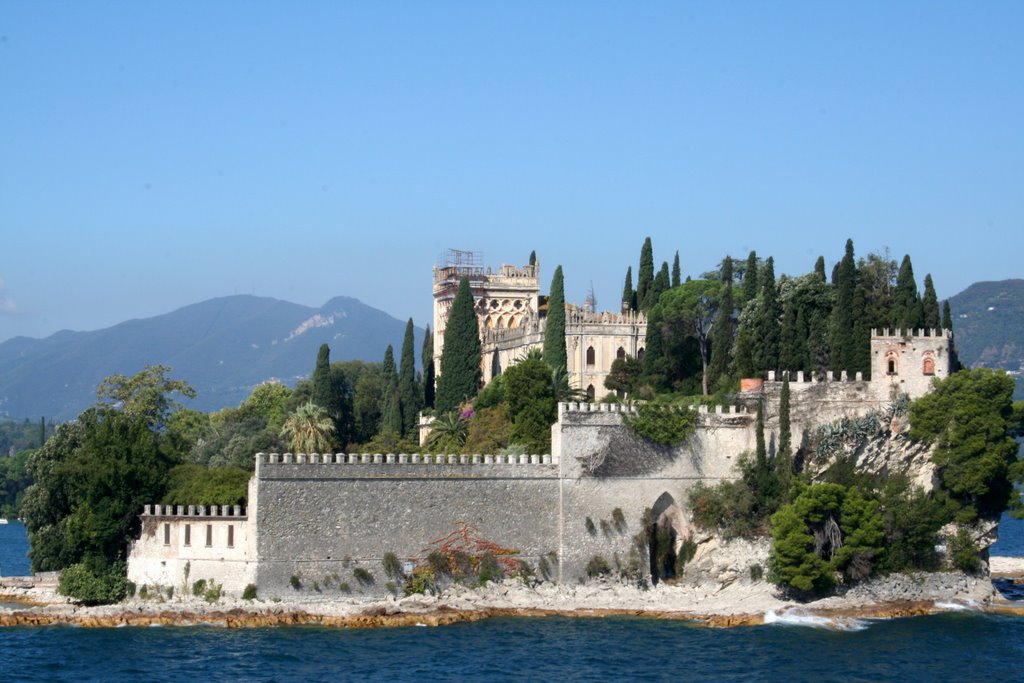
[142,504,246,518]
[255,452,556,466]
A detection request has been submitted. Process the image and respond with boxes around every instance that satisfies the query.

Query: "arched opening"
[637,347,645,361]
[923,356,935,375]
[491,350,501,379]
[886,353,898,376]
[648,493,688,585]
[616,346,626,359]
[586,346,596,366]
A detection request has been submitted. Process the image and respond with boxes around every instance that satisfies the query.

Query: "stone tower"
[870,328,952,400]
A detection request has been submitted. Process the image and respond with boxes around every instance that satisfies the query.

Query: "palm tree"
[551,365,586,402]
[280,402,336,453]
[426,411,468,453]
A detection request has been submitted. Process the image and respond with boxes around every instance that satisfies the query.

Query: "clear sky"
[2,2,1022,343]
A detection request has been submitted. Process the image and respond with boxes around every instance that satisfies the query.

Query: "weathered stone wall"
[252,454,559,598]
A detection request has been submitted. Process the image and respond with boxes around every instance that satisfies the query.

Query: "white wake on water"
[763,609,868,631]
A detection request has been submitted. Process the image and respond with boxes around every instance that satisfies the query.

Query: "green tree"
[814,255,827,282]
[741,251,759,303]
[942,300,953,331]
[162,464,250,506]
[528,250,537,267]
[921,274,940,328]
[399,319,422,438]
[280,402,336,453]
[543,265,568,373]
[893,254,922,331]
[908,368,1021,520]
[380,344,402,435]
[778,376,792,478]
[502,358,556,453]
[650,262,670,308]
[422,324,435,409]
[707,256,735,391]
[425,412,469,453]
[96,364,196,429]
[238,381,292,431]
[637,237,655,311]
[604,356,643,396]
[622,266,635,313]
[752,257,781,373]
[436,277,482,413]
[671,251,681,288]
[831,239,858,372]
[658,279,722,395]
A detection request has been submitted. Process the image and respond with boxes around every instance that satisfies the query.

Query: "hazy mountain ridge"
[0,295,422,421]
[948,279,1024,399]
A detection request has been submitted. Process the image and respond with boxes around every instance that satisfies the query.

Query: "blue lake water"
[3,519,1024,681]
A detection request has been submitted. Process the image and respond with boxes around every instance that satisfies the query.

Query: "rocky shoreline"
[1,568,1012,630]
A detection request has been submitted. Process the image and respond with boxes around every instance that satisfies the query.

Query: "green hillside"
[949,279,1024,399]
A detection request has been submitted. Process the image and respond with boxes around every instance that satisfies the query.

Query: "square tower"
[870,328,952,400]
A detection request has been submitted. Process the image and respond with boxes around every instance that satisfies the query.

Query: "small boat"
[0,518,8,525]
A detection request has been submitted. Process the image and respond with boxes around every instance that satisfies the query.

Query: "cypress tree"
[650,261,670,307]
[831,239,857,372]
[893,255,921,331]
[779,297,803,372]
[398,318,421,438]
[543,265,568,372]
[777,376,792,484]
[671,251,681,288]
[436,277,482,413]
[852,278,872,377]
[921,274,940,329]
[814,256,827,282]
[755,399,767,464]
[708,257,735,390]
[942,300,953,331]
[742,251,759,303]
[622,266,634,313]
[753,257,781,372]
[422,324,435,409]
[380,345,402,433]
[528,250,537,267]
[39,416,46,449]
[637,237,655,311]
[312,344,333,411]
[311,343,349,449]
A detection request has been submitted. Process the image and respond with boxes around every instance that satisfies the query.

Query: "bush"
[585,556,611,578]
[585,517,596,535]
[477,551,501,584]
[57,560,130,605]
[289,574,302,590]
[338,582,351,593]
[624,402,697,446]
[353,567,374,586]
[242,583,257,600]
[203,580,223,603]
[611,508,627,533]
[749,564,764,581]
[382,552,403,580]
[949,527,981,574]
[192,579,208,596]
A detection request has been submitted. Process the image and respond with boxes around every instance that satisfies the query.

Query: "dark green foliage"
[585,555,611,578]
[57,559,130,605]
[624,402,697,446]
[921,275,940,328]
[893,254,922,331]
[741,251,759,303]
[651,262,671,308]
[382,552,404,579]
[380,345,402,435]
[502,358,556,453]
[877,479,945,572]
[942,300,953,331]
[543,266,568,373]
[604,356,643,396]
[290,574,302,589]
[948,527,981,573]
[310,344,353,449]
[312,344,332,414]
[0,447,32,518]
[752,257,780,372]
[909,368,1020,520]
[671,251,681,288]
[769,503,835,595]
[778,377,792,478]
[399,319,422,438]
[242,583,257,600]
[814,256,826,282]
[831,239,858,373]
[755,400,767,462]
[622,266,634,312]
[528,250,537,266]
[707,257,735,391]
[436,277,482,413]
[353,567,374,586]
[162,464,249,506]
[422,325,435,410]
[637,237,655,312]
[658,279,723,395]
[95,364,197,430]
[585,517,596,535]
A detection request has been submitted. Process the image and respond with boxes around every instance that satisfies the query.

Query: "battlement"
[255,452,556,465]
[566,309,647,326]
[482,318,543,345]
[142,504,247,518]
[764,370,869,383]
[871,328,951,339]
[558,401,750,416]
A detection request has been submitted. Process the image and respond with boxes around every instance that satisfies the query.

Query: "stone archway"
[649,492,687,585]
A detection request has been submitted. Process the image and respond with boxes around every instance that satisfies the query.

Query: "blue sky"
[2,2,1022,342]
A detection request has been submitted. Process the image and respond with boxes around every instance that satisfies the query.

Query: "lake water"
[2,519,1024,681]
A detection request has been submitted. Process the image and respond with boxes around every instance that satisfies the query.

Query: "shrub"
[57,560,130,606]
[585,556,611,578]
[353,567,374,586]
[339,582,351,593]
[600,519,612,536]
[611,508,627,533]
[949,527,981,574]
[192,579,208,597]
[138,585,149,600]
[477,551,501,584]
[624,402,697,446]
[749,564,764,581]
[203,580,223,604]
[585,517,596,535]
[289,574,302,590]
[242,583,257,600]
[386,581,397,594]
[382,552,404,580]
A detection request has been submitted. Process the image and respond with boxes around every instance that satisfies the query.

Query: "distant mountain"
[0,295,423,421]
[948,279,1024,399]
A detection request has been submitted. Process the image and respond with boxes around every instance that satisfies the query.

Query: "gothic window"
[586,384,595,400]
[637,347,645,361]
[886,353,898,376]
[923,357,935,375]
[617,346,626,359]
[586,346,596,366]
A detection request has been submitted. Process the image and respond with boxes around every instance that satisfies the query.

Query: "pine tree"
[398,319,421,438]
[893,255,921,331]
[814,256,827,282]
[638,237,655,311]
[708,256,735,390]
[942,300,953,331]
[742,251,759,303]
[753,257,781,372]
[921,274,940,329]
[671,251,681,288]
[422,324,435,409]
[543,265,568,373]
[436,277,482,413]
[528,250,537,267]
[622,266,634,313]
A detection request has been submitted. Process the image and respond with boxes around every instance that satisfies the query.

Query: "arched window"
[586,384,595,400]
[923,356,935,375]
[616,346,626,359]
[586,346,596,366]
[886,353,898,376]
[637,347,645,361]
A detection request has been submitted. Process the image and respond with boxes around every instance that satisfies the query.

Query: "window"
[586,346,596,366]
[184,524,191,547]
[616,347,626,360]
[163,523,170,546]
[205,524,213,547]
[886,353,898,376]
[586,384,595,400]
[227,525,235,548]
[637,348,645,361]
[923,357,935,375]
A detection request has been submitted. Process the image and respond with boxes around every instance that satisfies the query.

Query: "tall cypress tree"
[921,274,940,329]
[671,251,681,288]
[708,256,735,390]
[942,300,953,331]
[422,324,435,409]
[543,265,568,371]
[755,399,767,464]
[398,318,421,438]
[380,345,402,433]
[893,255,921,331]
[814,256,827,282]
[777,376,792,483]
[852,277,871,377]
[39,416,46,449]
[779,297,803,372]
[312,343,349,449]
[753,257,781,372]
[650,261,670,307]
[436,277,482,413]
[742,251,759,303]
[622,266,634,313]
[637,237,655,311]
[528,250,537,267]
[831,239,857,371]
[312,343,332,410]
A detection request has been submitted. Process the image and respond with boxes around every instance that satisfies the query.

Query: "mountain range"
[0,295,423,421]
